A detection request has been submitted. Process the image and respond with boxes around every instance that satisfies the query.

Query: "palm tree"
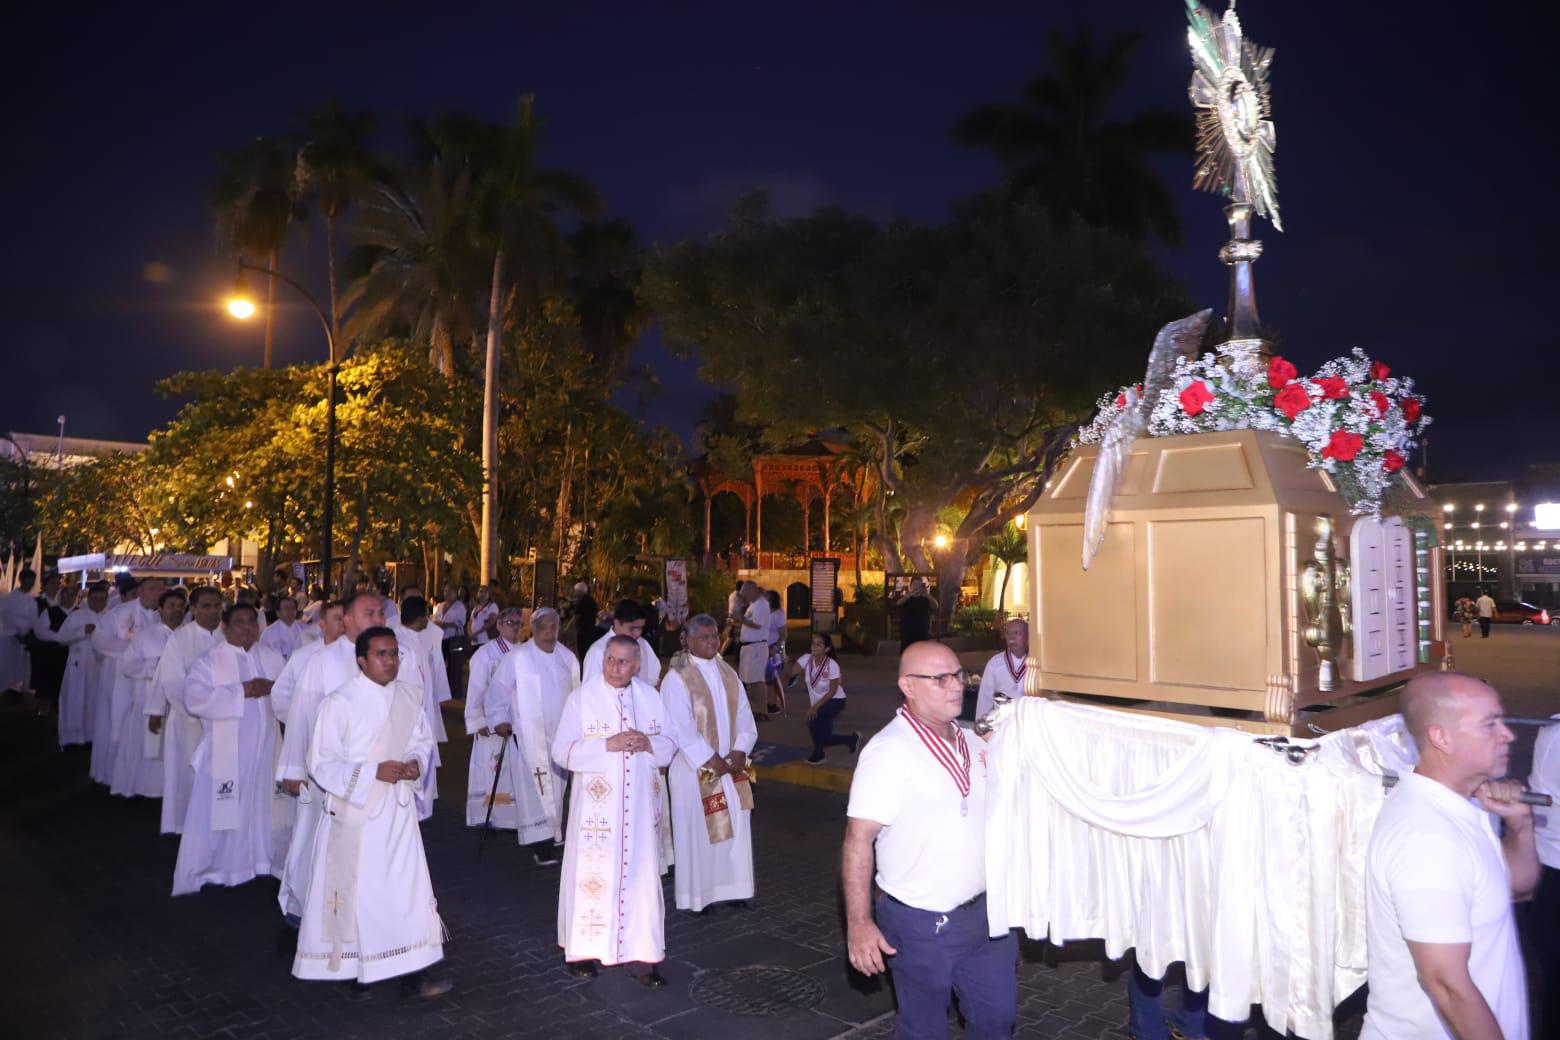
[209,137,304,368]
[293,101,378,353]
[985,522,1028,616]
[423,97,602,583]
[952,30,1192,245]
[568,218,648,381]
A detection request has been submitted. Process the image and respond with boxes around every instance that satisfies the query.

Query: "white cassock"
[89,599,156,784]
[56,606,105,746]
[552,675,675,966]
[275,637,357,920]
[293,672,444,984]
[463,637,517,828]
[391,623,443,820]
[662,655,758,911]
[579,633,673,871]
[489,639,579,845]
[0,587,37,691]
[109,620,175,798]
[257,620,308,661]
[975,649,1027,720]
[172,640,288,895]
[148,622,226,834]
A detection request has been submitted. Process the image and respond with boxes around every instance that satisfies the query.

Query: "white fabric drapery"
[985,698,1385,1040]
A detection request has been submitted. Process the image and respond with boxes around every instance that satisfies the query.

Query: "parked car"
[1492,601,1555,626]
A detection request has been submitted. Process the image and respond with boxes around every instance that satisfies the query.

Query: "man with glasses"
[843,640,1016,1038]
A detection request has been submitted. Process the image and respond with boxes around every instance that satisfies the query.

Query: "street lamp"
[225,257,341,594]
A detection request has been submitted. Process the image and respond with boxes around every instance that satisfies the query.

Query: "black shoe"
[629,969,667,990]
[275,926,298,957]
[399,971,453,1000]
[533,851,561,867]
[849,731,861,755]
[725,900,750,912]
[755,713,769,722]
[566,959,599,978]
[346,981,374,1001]
[805,753,825,765]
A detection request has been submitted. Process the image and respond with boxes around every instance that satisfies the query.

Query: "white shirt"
[433,599,466,640]
[800,655,844,705]
[976,650,1027,720]
[1528,715,1560,870]
[741,597,771,644]
[847,711,989,913]
[1360,772,1528,1040]
[468,602,498,644]
[1475,594,1497,618]
[768,609,785,646]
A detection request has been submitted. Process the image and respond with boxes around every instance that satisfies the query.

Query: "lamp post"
[226,259,340,594]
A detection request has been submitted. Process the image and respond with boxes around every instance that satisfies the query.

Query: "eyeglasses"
[904,670,970,688]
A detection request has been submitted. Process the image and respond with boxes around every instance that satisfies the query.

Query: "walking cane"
[477,735,510,861]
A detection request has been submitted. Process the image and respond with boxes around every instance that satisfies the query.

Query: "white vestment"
[56,606,105,746]
[463,638,518,828]
[275,637,357,919]
[109,620,174,797]
[292,673,443,984]
[663,655,757,910]
[257,619,308,661]
[391,623,443,820]
[172,641,288,895]
[490,640,579,844]
[552,675,674,965]
[149,622,226,833]
[579,633,672,870]
[268,636,329,731]
[975,650,1027,721]
[0,588,37,691]
[89,599,156,783]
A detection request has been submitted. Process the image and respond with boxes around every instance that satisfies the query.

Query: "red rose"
[1115,392,1127,409]
[1401,398,1421,423]
[1383,449,1406,472]
[1274,383,1312,420]
[1370,360,1391,381]
[1313,376,1349,400]
[1267,356,1298,389]
[1321,430,1364,462]
[1369,390,1391,417]
[1179,380,1215,417]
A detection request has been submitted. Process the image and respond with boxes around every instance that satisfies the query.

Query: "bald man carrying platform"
[1360,672,1538,1040]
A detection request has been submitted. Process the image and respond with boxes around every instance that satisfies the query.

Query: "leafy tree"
[953,30,1192,245]
[293,101,379,350]
[985,522,1028,615]
[647,195,1184,620]
[209,137,305,368]
[36,453,161,556]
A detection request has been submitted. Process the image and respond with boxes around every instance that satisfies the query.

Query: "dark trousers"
[875,893,1017,1039]
[808,698,852,756]
[1479,616,1492,637]
[1522,864,1560,1039]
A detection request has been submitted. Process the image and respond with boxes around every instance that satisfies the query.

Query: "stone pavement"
[3,626,1553,1039]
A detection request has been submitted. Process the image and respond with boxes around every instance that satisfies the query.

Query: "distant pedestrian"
[898,578,933,648]
[792,633,857,764]
[1475,589,1497,638]
[1453,596,1476,639]
[765,589,786,715]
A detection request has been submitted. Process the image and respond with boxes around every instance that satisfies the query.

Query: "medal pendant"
[960,797,968,817]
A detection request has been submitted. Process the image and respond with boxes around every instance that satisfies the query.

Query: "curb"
[760,759,855,795]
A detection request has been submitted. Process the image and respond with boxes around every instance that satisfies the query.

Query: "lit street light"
[225,258,342,593]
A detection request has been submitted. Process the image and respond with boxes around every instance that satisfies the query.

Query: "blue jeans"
[808,697,852,756]
[1126,963,1208,1040]
[875,893,1017,1039]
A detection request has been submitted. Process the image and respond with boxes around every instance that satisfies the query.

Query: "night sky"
[4,0,1554,481]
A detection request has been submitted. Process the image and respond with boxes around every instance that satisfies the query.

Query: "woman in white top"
[764,590,788,715]
[792,633,858,764]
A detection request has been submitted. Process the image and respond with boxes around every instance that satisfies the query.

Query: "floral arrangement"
[1077,347,1431,516]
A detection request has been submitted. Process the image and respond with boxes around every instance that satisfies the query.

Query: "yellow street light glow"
[1475,503,1485,512]
[933,533,950,549]
[1442,503,1454,512]
[1471,522,1480,529]
[226,296,257,320]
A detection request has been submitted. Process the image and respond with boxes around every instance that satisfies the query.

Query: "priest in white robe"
[662,614,757,912]
[257,595,308,660]
[463,608,525,828]
[109,588,184,798]
[56,583,108,747]
[270,600,343,735]
[0,568,39,692]
[89,577,163,784]
[488,608,579,863]
[552,635,675,987]
[292,627,451,998]
[172,603,288,894]
[275,594,375,922]
[148,587,226,834]
[391,596,449,820]
[975,617,1029,721]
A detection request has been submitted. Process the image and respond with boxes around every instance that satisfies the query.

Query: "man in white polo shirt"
[1361,672,1537,1040]
[843,640,1016,1039]
[1524,712,1560,1038]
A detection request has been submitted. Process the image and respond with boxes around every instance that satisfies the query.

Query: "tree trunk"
[873,423,903,573]
[345,479,369,589]
[933,551,964,631]
[997,561,1013,615]
[480,249,505,584]
[262,247,279,369]
[553,420,575,567]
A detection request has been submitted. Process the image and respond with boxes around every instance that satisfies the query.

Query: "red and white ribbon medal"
[899,707,972,816]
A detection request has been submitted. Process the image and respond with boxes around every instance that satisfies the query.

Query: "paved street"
[1,628,1553,1039]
